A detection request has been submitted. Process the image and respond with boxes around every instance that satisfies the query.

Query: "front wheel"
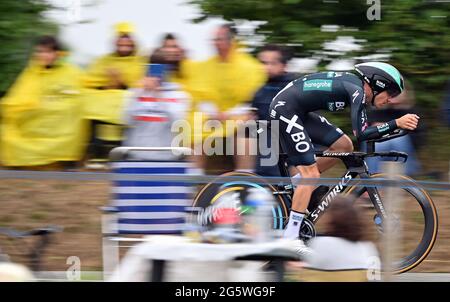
[345,173,438,274]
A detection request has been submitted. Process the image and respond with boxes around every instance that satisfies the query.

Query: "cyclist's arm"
[349,86,398,142]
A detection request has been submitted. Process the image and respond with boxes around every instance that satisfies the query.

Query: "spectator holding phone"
[122,50,191,160]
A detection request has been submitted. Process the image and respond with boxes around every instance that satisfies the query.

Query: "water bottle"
[242,187,275,243]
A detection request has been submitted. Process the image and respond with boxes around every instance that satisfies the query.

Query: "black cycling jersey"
[269,71,398,166]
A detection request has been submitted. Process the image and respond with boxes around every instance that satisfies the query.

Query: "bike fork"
[365,186,390,232]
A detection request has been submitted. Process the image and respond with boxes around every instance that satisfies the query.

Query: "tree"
[190,0,450,169]
[0,0,57,97]
[189,0,450,109]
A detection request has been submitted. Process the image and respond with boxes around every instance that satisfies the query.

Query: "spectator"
[191,23,267,173]
[122,50,191,160]
[83,22,146,161]
[300,196,379,282]
[0,36,88,169]
[157,33,198,92]
[251,44,297,176]
[361,83,422,176]
[84,22,145,90]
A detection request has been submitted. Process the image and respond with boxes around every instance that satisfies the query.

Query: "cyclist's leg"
[304,112,353,173]
[269,100,318,239]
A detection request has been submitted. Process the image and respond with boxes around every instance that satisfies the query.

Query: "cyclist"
[269,62,419,251]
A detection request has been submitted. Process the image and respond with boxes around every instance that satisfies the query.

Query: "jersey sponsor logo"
[319,115,332,126]
[352,90,360,103]
[327,102,335,111]
[274,101,286,109]
[291,131,310,153]
[376,80,386,88]
[303,79,333,91]
[280,114,304,133]
[335,101,345,110]
[327,72,343,78]
[279,114,311,153]
[328,101,345,111]
[361,111,367,125]
[270,109,277,118]
[377,123,390,133]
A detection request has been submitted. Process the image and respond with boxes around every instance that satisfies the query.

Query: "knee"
[298,165,321,179]
[331,135,354,152]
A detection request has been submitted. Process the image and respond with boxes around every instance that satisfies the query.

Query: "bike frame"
[277,149,394,226]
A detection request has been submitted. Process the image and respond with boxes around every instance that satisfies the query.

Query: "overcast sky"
[47,0,225,65]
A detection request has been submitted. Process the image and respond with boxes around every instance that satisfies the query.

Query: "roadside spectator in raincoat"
[0,36,88,169]
[83,22,146,160]
[190,24,266,173]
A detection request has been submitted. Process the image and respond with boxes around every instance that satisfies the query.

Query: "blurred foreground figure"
[0,36,88,169]
[0,262,34,282]
[122,50,191,160]
[83,22,146,160]
[191,24,266,173]
[300,196,379,281]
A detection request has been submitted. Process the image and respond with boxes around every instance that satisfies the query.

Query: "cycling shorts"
[269,95,344,166]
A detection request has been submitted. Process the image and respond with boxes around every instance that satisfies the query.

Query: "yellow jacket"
[83,53,146,89]
[189,44,266,140]
[167,59,199,93]
[0,59,88,166]
[82,53,146,142]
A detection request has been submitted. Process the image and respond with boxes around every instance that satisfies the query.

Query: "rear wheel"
[345,173,438,274]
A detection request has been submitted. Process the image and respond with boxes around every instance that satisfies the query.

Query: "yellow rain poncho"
[166,59,200,94]
[0,59,88,167]
[83,54,146,90]
[189,43,266,142]
[82,54,146,142]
